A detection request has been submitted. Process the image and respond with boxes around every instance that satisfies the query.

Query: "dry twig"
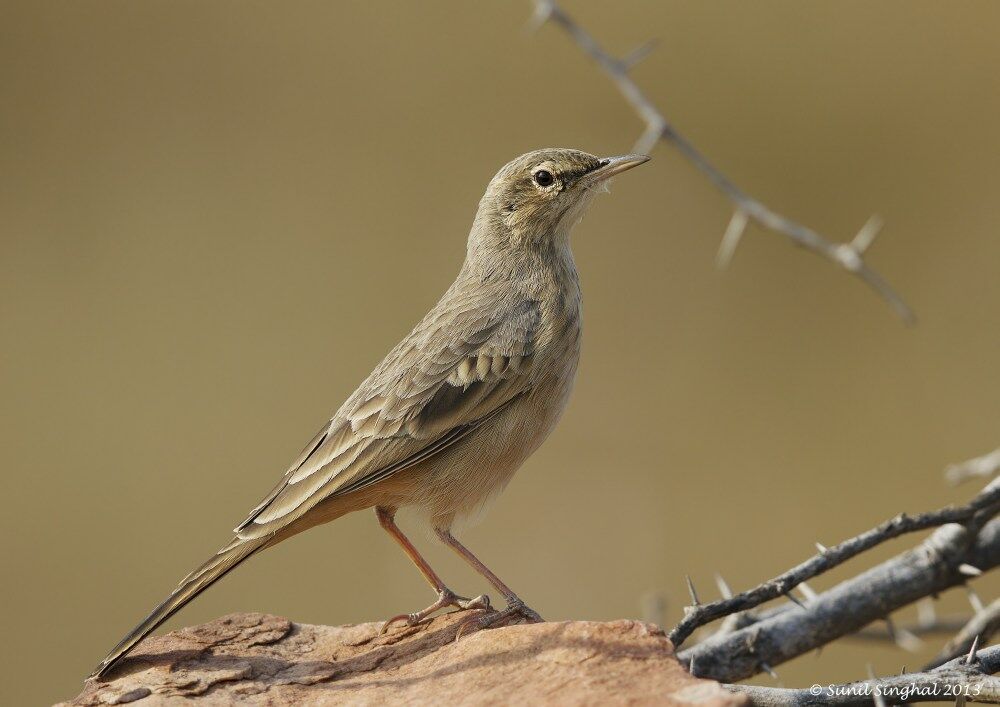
[925,600,1000,670]
[729,643,1000,706]
[851,615,970,650]
[670,477,1000,649]
[530,0,914,323]
[708,601,969,653]
[850,599,970,645]
[681,517,1000,682]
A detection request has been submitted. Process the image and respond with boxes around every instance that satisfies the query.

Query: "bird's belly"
[389,364,579,528]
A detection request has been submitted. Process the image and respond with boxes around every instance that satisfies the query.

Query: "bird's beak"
[581,154,650,184]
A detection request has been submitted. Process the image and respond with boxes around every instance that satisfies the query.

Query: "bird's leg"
[376,507,490,634]
[434,527,543,638]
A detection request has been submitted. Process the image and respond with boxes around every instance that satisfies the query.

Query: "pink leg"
[435,527,543,634]
[376,508,490,634]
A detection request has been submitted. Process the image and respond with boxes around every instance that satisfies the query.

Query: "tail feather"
[89,536,268,680]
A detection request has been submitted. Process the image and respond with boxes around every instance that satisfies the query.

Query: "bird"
[90,148,649,680]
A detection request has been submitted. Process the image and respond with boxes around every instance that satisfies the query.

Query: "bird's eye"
[533,170,554,187]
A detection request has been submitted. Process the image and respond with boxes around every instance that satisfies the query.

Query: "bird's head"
[473,148,649,252]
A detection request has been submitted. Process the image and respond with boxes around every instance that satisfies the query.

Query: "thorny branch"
[925,600,1000,670]
[850,603,971,648]
[670,476,1000,649]
[659,447,1000,704]
[729,644,1000,706]
[530,0,915,323]
[719,599,971,652]
[680,516,1000,682]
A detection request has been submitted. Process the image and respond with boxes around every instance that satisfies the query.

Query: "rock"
[59,612,746,706]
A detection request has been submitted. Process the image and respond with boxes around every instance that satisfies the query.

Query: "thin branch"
[947,449,1000,486]
[679,517,1000,682]
[729,644,1000,706]
[669,477,1000,648]
[707,602,971,649]
[531,0,915,323]
[851,614,972,642]
[925,600,1000,670]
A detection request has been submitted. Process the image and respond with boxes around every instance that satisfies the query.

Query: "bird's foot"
[379,588,491,635]
[454,596,543,640]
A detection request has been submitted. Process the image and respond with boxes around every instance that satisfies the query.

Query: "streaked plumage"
[90,148,648,680]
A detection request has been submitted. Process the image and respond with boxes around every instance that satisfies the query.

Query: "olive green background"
[2,1,999,704]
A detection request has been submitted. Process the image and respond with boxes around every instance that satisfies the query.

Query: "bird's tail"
[89,535,270,680]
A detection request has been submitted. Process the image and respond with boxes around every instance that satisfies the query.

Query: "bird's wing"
[235,293,542,536]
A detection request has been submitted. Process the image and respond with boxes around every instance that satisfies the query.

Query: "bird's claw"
[379,611,420,635]
[454,597,543,640]
[379,589,491,635]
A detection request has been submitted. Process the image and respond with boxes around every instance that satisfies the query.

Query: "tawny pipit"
[91,148,648,679]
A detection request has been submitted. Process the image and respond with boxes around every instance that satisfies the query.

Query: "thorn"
[917,597,937,628]
[945,448,1000,485]
[784,592,806,609]
[621,38,659,69]
[967,586,985,614]
[895,627,924,653]
[851,214,883,254]
[882,618,922,655]
[526,0,554,32]
[944,461,968,486]
[685,575,701,606]
[868,664,887,707]
[834,242,864,273]
[815,542,828,554]
[874,686,888,707]
[760,661,778,680]
[959,564,983,577]
[900,666,907,676]
[884,616,897,640]
[713,614,739,638]
[799,582,819,602]
[716,209,749,269]
[715,573,733,600]
[632,124,663,156]
[966,635,980,665]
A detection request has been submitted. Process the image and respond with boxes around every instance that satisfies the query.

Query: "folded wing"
[235,293,541,538]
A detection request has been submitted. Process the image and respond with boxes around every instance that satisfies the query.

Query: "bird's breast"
[524,282,583,432]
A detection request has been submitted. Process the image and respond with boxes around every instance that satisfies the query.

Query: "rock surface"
[60,611,746,706]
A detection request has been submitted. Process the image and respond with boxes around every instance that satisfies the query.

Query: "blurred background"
[2,1,999,703]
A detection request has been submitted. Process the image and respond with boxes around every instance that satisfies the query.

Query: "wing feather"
[235,293,541,536]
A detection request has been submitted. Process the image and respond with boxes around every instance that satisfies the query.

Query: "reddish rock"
[60,612,746,706]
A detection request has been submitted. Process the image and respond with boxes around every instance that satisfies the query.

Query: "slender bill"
[582,154,650,184]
